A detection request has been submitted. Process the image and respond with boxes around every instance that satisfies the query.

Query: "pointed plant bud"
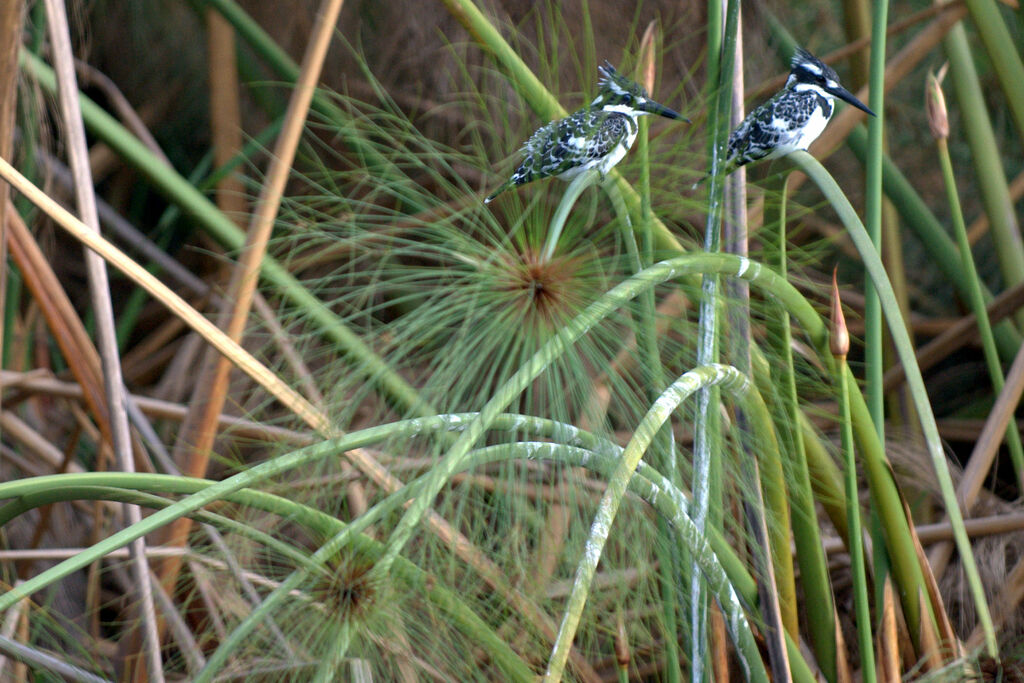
[830,268,850,359]
[925,65,949,141]
[638,20,657,94]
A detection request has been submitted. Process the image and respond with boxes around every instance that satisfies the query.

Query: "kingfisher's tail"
[484,179,514,204]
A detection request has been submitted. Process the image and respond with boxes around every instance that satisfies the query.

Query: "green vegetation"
[0,0,1022,680]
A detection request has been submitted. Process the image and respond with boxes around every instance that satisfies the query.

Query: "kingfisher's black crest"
[722,46,875,174]
[484,62,687,203]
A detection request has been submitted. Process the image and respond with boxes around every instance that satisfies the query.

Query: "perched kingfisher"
[723,47,875,174]
[485,62,687,203]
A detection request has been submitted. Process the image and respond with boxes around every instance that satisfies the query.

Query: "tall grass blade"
[691,0,741,674]
[942,23,1024,321]
[764,175,838,681]
[928,69,1024,490]
[960,0,1024,140]
[790,149,998,657]
[831,274,877,683]
[863,0,890,440]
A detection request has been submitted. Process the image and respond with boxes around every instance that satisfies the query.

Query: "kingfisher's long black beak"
[640,99,691,123]
[829,84,876,117]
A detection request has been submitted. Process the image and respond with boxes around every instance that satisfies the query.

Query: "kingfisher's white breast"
[790,104,830,150]
[765,98,831,159]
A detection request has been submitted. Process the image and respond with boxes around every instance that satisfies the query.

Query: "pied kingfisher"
[723,47,875,173]
[485,62,687,203]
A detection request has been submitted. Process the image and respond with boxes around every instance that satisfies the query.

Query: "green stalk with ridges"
[835,330,876,683]
[691,0,741,673]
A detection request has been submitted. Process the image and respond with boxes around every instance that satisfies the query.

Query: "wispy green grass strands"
[373,253,814,583]
[18,48,430,419]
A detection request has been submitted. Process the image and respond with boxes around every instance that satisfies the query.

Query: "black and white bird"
[485,62,687,203]
[723,47,875,174]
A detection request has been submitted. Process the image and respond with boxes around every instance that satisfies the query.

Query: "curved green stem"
[372,252,819,584]
[790,149,998,656]
[3,413,818,681]
[2,475,530,680]
[544,364,768,683]
[0,411,619,610]
[541,170,600,262]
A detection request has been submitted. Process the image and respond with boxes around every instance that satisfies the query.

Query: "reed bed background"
[0,0,1022,680]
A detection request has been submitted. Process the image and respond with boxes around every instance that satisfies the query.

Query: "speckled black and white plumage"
[723,47,873,174]
[485,62,685,203]
[726,84,833,167]
[506,108,636,187]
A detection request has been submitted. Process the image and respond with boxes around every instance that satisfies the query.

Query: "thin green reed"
[764,173,838,682]
[634,48,684,682]
[691,0,740,676]
[864,0,889,440]
[833,291,877,683]
[942,22,1024,327]
[791,149,998,657]
[928,71,1024,491]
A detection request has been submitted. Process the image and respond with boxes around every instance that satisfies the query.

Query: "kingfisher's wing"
[726,91,817,166]
[512,110,630,183]
[573,111,630,163]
